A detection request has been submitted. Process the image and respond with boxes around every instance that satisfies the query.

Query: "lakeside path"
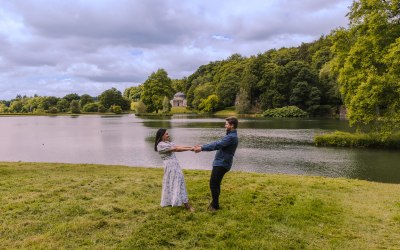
[1,162,400,249]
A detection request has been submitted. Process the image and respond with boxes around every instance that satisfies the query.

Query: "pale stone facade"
[170,92,187,107]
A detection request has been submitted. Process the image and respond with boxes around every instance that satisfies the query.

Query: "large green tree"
[79,94,94,108]
[98,88,130,110]
[123,86,143,102]
[330,0,400,134]
[141,69,173,113]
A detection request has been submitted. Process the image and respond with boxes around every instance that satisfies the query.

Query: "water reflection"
[0,115,398,183]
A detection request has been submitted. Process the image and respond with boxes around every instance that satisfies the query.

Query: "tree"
[123,86,142,101]
[199,95,220,113]
[70,100,80,114]
[330,0,400,134]
[192,83,215,110]
[134,101,147,114]
[111,105,122,114]
[98,88,130,110]
[79,94,94,108]
[172,78,186,93]
[214,58,244,108]
[9,100,23,113]
[0,103,8,113]
[290,82,310,110]
[236,88,251,114]
[39,96,58,111]
[141,69,173,113]
[162,96,171,113]
[82,103,99,112]
[57,98,70,112]
[63,93,80,103]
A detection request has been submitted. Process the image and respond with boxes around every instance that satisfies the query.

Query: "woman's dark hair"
[154,128,167,151]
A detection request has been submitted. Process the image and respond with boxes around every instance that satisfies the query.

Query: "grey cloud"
[0,0,353,100]
[11,0,207,47]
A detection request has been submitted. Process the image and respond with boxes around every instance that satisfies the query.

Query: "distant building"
[170,92,187,107]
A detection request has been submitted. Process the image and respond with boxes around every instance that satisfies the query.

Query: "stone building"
[170,92,187,107]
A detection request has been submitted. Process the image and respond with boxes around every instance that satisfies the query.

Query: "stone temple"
[170,92,187,107]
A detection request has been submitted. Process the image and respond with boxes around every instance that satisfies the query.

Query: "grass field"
[213,107,237,116]
[1,162,400,249]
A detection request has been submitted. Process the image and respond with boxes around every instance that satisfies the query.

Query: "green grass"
[171,107,195,114]
[1,162,400,249]
[213,107,237,116]
[315,131,400,149]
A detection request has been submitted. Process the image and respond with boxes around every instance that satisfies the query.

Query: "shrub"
[47,107,58,114]
[263,106,308,118]
[98,105,107,113]
[111,105,122,114]
[82,103,99,112]
[134,101,147,114]
[70,100,80,114]
[199,94,219,113]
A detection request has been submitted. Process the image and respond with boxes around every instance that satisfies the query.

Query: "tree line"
[2,0,398,136]
[0,88,130,114]
[128,0,400,136]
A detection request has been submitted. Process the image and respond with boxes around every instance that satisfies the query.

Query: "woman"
[154,128,194,211]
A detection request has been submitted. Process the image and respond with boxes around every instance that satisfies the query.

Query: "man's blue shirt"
[201,130,238,170]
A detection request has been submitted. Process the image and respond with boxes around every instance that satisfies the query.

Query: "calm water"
[0,114,399,183]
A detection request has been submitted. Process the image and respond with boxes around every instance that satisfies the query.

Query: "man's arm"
[201,135,234,152]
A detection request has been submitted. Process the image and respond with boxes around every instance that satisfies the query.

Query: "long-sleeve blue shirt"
[201,130,238,170]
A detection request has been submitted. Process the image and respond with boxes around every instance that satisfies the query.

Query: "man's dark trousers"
[210,166,229,209]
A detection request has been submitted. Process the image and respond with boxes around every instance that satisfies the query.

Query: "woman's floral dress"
[157,141,189,207]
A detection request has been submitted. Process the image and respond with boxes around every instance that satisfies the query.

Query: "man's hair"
[225,116,238,129]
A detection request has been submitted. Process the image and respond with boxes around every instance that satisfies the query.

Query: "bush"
[98,105,107,113]
[111,105,122,114]
[134,101,147,114]
[33,108,45,114]
[263,106,308,118]
[314,131,400,149]
[70,100,80,114]
[199,94,219,113]
[82,103,99,112]
[47,107,58,114]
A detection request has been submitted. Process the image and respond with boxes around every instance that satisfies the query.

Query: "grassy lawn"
[213,107,237,116]
[171,107,194,114]
[1,162,400,249]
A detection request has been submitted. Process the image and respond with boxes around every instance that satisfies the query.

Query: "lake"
[0,114,399,183]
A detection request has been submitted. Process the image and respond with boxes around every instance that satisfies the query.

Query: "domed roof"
[174,92,186,98]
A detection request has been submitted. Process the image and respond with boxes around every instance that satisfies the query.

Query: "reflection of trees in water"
[141,120,172,129]
[347,149,400,184]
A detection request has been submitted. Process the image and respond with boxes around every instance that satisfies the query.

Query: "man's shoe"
[208,204,218,212]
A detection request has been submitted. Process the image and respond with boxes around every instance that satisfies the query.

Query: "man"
[194,117,239,211]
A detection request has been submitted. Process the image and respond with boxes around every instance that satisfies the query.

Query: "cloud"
[0,0,352,100]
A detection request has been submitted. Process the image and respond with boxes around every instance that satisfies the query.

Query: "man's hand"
[193,145,202,153]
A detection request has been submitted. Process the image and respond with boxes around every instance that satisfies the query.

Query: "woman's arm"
[170,146,194,152]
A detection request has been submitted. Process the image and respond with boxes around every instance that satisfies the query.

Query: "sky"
[0,0,352,100]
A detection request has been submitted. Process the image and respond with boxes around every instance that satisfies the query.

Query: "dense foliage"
[171,39,341,115]
[140,69,173,113]
[0,88,130,114]
[263,106,308,118]
[330,0,400,135]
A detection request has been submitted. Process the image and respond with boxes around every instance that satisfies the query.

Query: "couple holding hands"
[154,117,239,212]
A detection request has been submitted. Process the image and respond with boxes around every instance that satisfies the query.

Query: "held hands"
[193,145,202,153]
